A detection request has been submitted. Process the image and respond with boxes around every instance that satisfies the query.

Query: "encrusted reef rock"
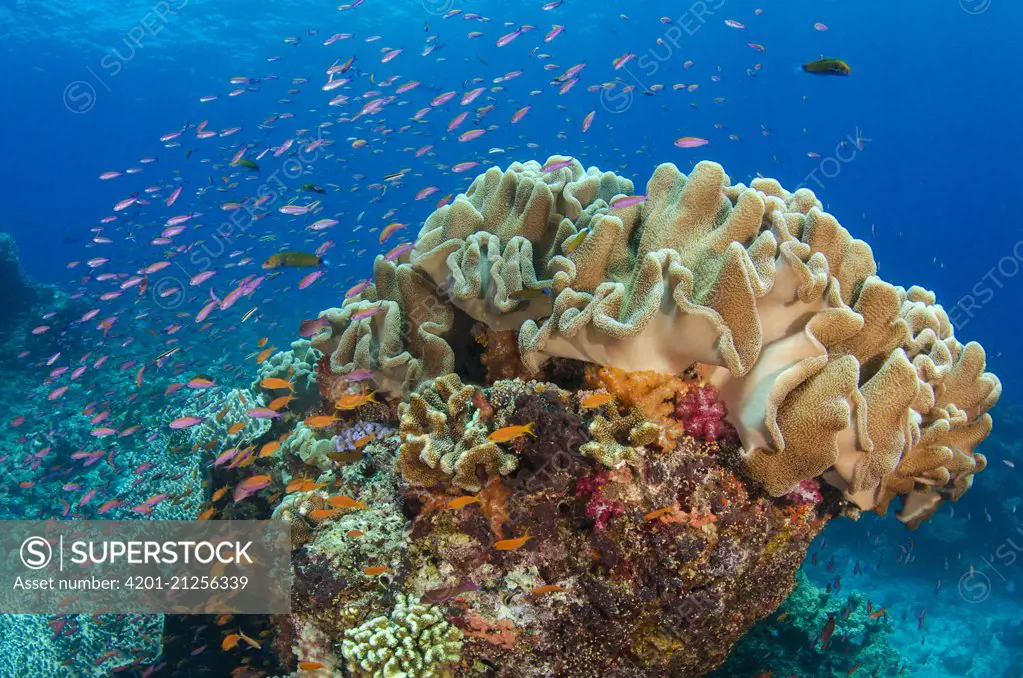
[709,570,905,677]
[266,377,827,677]
[232,158,1003,677]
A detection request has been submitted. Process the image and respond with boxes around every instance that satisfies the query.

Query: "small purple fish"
[542,158,574,173]
[610,194,647,209]
[299,317,331,338]
[247,408,281,419]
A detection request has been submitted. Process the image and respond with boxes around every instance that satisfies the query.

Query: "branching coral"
[312,158,1000,526]
[180,387,270,454]
[341,594,463,678]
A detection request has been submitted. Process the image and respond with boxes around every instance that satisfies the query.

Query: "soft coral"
[674,385,730,442]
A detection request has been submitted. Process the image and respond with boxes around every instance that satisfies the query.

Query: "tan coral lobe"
[315,157,1000,527]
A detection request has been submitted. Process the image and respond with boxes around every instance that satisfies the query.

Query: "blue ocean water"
[0,0,1020,675]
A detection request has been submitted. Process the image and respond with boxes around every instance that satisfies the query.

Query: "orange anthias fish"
[286,479,326,493]
[259,441,281,457]
[644,506,675,521]
[335,391,379,410]
[227,422,245,435]
[868,607,886,620]
[580,393,614,408]
[487,422,536,443]
[260,377,294,391]
[304,415,338,429]
[448,495,480,510]
[529,585,566,595]
[298,662,326,671]
[327,495,367,510]
[268,395,295,411]
[347,529,365,538]
[363,566,389,575]
[221,633,241,650]
[494,530,532,551]
[307,508,338,521]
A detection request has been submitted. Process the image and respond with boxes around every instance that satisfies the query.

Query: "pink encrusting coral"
[673,384,731,443]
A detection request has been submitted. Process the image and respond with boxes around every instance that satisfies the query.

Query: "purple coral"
[332,421,392,453]
[674,385,730,442]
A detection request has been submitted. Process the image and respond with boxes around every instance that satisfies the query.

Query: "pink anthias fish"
[460,87,485,105]
[674,136,710,148]
[612,53,636,70]
[452,161,479,173]
[298,317,331,338]
[298,270,324,290]
[309,218,339,231]
[447,111,469,131]
[496,28,522,47]
[544,24,564,42]
[430,91,457,107]
[234,475,272,502]
[581,111,595,133]
[724,19,745,28]
[247,408,281,419]
[351,304,382,321]
[610,195,648,209]
[542,158,574,173]
[345,279,372,299]
[510,106,531,124]
[458,129,486,142]
[169,416,204,430]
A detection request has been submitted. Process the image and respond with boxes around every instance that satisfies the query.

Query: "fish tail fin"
[526,422,537,437]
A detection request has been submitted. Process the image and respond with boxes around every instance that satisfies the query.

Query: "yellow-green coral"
[580,406,660,469]
[281,422,335,471]
[398,375,518,491]
[313,256,455,397]
[341,594,463,678]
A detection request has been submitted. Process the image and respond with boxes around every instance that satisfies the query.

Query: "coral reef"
[219,158,1004,677]
[267,378,827,677]
[709,570,905,677]
[311,159,1000,526]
